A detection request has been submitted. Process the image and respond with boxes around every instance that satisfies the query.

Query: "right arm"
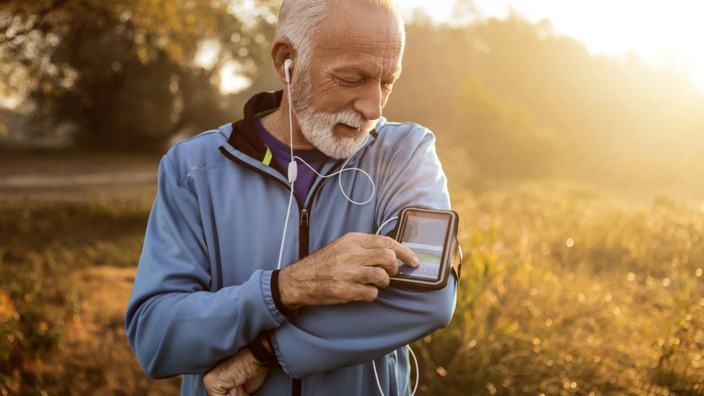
[277,232,419,309]
[124,155,288,379]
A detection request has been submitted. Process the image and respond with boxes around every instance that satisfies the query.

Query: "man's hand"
[278,232,419,311]
[203,347,268,396]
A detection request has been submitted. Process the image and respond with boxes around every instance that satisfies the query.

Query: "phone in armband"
[390,207,461,290]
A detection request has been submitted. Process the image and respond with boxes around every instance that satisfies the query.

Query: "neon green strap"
[262,146,273,166]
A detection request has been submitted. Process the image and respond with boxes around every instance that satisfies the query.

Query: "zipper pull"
[299,208,310,258]
[300,208,309,227]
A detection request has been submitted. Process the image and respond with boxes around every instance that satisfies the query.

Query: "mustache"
[331,110,377,132]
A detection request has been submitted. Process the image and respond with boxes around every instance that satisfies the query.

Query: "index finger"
[360,234,419,268]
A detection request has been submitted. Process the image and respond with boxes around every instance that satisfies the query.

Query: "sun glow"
[400,0,704,92]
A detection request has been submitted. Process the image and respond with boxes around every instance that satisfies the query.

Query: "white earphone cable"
[292,132,375,206]
[372,345,419,396]
[278,61,418,395]
[409,344,420,395]
[372,217,419,396]
[277,62,375,268]
[276,186,295,270]
[277,73,297,270]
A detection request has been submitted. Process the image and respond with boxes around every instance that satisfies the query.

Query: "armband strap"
[247,332,278,367]
[451,239,463,280]
[271,270,294,317]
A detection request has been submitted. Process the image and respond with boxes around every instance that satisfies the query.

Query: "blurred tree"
[455,74,563,179]
[386,19,561,183]
[0,0,279,150]
[462,12,704,185]
[386,12,704,188]
[4,2,704,187]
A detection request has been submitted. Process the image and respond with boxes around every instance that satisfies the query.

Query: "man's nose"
[353,83,384,121]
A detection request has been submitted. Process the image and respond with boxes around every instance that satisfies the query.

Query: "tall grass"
[414,183,704,395]
[0,200,181,395]
[1,183,703,395]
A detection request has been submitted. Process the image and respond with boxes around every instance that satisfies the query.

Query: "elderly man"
[125,0,457,395]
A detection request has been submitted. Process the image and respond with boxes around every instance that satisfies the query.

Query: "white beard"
[290,67,377,159]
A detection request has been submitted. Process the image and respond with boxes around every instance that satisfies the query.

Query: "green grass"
[0,200,181,395]
[1,182,703,395]
[414,183,704,395]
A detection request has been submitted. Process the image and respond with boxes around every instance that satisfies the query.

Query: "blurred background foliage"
[383,14,704,193]
[2,0,704,395]
[0,0,279,150]
[1,0,703,193]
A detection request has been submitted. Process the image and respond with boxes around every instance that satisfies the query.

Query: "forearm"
[271,279,457,378]
[125,269,287,378]
[276,232,420,312]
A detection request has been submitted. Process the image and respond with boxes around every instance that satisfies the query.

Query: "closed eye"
[335,76,363,86]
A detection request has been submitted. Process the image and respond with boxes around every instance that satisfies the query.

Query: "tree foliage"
[2,2,704,190]
[384,11,704,189]
[0,0,278,150]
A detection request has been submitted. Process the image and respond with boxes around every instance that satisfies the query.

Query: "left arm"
[272,127,457,377]
[273,280,456,378]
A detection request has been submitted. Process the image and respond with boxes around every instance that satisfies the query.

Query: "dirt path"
[0,151,161,202]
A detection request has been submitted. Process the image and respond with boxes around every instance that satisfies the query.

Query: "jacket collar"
[227,91,283,163]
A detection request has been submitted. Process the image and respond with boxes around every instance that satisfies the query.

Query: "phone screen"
[397,211,450,280]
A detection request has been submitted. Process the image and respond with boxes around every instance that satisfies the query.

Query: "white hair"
[276,0,402,71]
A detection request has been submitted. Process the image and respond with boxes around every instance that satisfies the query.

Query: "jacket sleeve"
[273,280,457,378]
[124,154,287,379]
[271,126,459,378]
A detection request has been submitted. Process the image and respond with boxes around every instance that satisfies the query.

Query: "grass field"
[0,199,181,395]
[1,153,703,395]
[419,184,704,395]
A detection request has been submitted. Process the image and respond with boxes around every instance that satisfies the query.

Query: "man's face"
[290,1,404,159]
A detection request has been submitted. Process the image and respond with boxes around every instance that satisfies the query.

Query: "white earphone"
[284,58,293,84]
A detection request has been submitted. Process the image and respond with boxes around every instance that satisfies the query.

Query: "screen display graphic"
[397,212,449,280]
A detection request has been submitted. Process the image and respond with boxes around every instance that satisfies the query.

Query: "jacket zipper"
[299,208,310,258]
[292,209,306,395]
[292,161,343,396]
[297,157,343,258]
[220,146,345,396]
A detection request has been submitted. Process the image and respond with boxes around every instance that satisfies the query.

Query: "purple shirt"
[255,118,328,201]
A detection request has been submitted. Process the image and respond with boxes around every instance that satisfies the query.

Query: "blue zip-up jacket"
[125,91,458,395]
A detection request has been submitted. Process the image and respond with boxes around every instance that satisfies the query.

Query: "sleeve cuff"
[271,270,294,317]
[246,332,279,367]
[260,270,288,324]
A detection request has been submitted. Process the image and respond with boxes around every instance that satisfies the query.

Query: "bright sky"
[400,0,704,91]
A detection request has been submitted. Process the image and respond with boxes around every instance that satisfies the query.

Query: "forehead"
[311,1,404,73]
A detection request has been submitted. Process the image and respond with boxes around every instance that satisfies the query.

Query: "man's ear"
[271,39,295,84]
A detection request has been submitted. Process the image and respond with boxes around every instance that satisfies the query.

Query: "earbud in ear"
[284,59,293,83]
